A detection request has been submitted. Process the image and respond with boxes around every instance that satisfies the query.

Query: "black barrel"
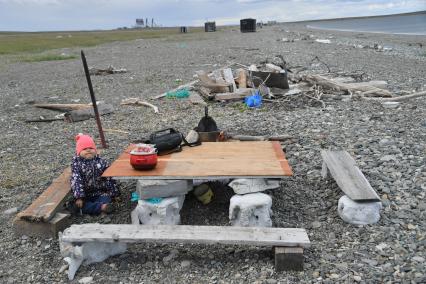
[240,18,256,33]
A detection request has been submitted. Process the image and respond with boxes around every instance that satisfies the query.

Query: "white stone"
[229,193,272,227]
[59,232,127,280]
[137,179,192,199]
[338,195,382,225]
[316,39,331,44]
[131,195,185,225]
[3,207,18,215]
[228,178,280,195]
[382,102,400,109]
[78,276,94,284]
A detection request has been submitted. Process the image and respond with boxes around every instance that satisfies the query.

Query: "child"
[69,133,120,215]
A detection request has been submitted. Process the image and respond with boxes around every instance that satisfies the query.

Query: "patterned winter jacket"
[70,155,120,199]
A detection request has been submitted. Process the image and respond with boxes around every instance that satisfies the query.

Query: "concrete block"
[338,195,382,225]
[59,232,127,280]
[229,178,280,194]
[136,180,193,199]
[131,195,185,225]
[13,212,70,238]
[229,193,272,227]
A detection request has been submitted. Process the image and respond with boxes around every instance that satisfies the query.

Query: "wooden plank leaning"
[13,167,71,237]
[321,150,380,201]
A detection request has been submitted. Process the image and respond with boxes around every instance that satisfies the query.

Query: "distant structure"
[135,18,157,28]
[240,18,256,33]
[136,18,144,28]
[267,20,277,25]
[180,26,188,33]
[204,21,216,32]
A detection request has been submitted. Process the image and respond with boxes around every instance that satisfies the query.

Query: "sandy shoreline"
[0,23,425,283]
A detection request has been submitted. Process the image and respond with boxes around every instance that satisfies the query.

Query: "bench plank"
[321,151,380,201]
[16,167,71,222]
[61,224,311,248]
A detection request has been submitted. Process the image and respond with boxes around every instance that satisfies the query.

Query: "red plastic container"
[130,144,158,170]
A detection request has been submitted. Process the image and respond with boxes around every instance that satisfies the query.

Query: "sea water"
[307,12,426,35]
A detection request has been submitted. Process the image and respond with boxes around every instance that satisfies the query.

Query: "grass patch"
[0,28,203,55]
[19,53,77,62]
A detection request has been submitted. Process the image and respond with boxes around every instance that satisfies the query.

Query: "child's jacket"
[70,155,120,199]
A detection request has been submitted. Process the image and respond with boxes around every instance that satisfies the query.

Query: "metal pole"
[80,50,108,148]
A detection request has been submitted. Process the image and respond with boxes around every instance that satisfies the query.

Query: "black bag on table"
[149,128,201,155]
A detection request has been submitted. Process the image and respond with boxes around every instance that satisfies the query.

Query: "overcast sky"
[0,0,424,31]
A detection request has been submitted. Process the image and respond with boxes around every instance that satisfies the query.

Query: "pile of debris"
[153,57,426,109]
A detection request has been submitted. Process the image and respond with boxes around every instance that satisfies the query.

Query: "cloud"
[0,0,424,31]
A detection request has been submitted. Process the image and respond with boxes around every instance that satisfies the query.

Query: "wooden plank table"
[103,141,292,180]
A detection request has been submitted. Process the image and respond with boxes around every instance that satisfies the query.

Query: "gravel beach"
[1,23,425,283]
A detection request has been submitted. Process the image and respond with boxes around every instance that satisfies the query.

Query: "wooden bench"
[321,150,380,201]
[13,167,71,237]
[60,224,311,279]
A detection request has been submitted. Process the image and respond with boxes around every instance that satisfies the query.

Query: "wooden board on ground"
[103,141,292,179]
[61,224,311,247]
[188,91,207,105]
[16,167,71,222]
[321,150,380,201]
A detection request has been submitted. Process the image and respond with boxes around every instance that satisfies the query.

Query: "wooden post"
[274,247,304,271]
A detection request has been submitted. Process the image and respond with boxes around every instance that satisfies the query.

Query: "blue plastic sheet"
[166,87,190,98]
[145,197,163,204]
[131,192,139,202]
[244,91,262,108]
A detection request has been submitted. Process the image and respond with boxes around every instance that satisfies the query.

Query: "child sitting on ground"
[69,133,120,215]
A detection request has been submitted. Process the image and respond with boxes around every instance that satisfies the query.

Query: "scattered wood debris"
[27,102,114,123]
[304,74,392,97]
[152,56,419,108]
[33,103,91,112]
[121,98,160,113]
[64,103,114,122]
[89,65,127,75]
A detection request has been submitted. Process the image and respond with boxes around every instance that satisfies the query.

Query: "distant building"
[205,22,216,32]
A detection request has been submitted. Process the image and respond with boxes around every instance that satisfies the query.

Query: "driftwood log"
[363,90,426,102]
[235,68,247,88]
[121,98,159,113]
[304,75,392,97]
[195,86,215,101]
[64,103,114,122]
[197,70,230,93]
[214,88,254,101]
[188,91,207,106]
[33,103,92,112]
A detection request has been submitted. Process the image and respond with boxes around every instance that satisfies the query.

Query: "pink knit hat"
[75,133,97,155]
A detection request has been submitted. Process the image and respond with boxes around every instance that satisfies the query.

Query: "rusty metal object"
[81,50,107,148]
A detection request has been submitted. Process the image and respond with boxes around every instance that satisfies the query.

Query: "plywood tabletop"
[103,141,292,180]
